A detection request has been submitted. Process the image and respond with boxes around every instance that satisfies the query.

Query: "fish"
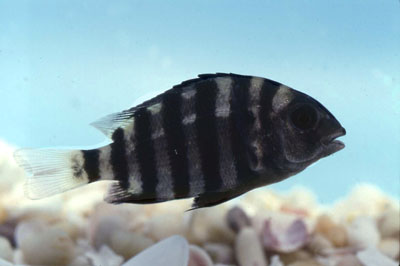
[14,73,346,210]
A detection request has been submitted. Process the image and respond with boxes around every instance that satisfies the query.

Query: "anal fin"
[188,190,246,211]
[105,182,164,204]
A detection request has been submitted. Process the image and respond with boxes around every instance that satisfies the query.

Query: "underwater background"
[0,1,399,266]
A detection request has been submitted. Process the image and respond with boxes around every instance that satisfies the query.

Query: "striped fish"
[14,73,346,209]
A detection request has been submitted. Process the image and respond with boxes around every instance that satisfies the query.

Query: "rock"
[15,220,75,266]
[203,242,234,264]
[0,236,13,262]
[314,214,348,247]
[122,235,189,266]
[226,206,251,233]
[378,238,400,260]
[357,247,398,266]
[378,209,400,239]
[188,245,213,266]
[347,216,380,248]
[235,227,268,266]
[109,229,154,259]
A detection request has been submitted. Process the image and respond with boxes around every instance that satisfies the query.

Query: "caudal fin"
[14,148,90,199]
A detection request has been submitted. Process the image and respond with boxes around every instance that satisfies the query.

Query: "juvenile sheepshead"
[14,73,346,209]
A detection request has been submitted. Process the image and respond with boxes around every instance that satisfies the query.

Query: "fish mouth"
[321,127,346,156]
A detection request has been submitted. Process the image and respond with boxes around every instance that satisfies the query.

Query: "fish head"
[271,87,346,173]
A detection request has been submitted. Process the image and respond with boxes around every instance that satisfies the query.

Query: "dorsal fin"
[90,109,136,138]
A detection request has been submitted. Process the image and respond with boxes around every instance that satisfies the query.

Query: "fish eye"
[290,104,318,131]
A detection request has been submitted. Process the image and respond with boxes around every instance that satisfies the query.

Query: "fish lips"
[320,127,346,157]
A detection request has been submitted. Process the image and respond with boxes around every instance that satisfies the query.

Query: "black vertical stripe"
[162,90,190,197]
[195,79,221,192]
[230,77,252,184]
[110,128,129,188]
[82,149,100,183]
[259,79,280,169]
[134,108,158,195]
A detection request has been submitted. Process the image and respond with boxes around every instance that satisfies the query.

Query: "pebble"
[188,207,235,244]
[226,206,251,233]
[378,209,400,239]
[235,227,268,266]
[203,242,234,264]
[86,245,124,266]
[286,259,322,266]
[109,229,154,259]
[0,236,13,262]
[314,214,348,247]
[89,214,125,249]
[378,238,400,260]
[335,254,363,266]
[347,216,380,248]
[306,234,333,255]
[0,205,6,224]
[143,214,186,241]
[279,250,312,265]
[15,220,75,265]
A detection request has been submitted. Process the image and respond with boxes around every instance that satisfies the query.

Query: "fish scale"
[14,73,346,210]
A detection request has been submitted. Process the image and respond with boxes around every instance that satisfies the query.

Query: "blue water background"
[0,0,399,203]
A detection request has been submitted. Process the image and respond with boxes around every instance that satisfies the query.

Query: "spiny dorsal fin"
[90,109,136,138]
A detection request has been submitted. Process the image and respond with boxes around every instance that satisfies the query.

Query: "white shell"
[357,247,398,266]
[122,235,189,266]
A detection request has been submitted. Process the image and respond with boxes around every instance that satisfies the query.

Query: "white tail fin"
[14,148,90,199]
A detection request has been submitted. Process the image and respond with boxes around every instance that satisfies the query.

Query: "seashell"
[314,214,348,247]
[122,235,189,266]
[188,245,213,266]
[0,236,13,262]
[261,218,309,253]
[109,229,154,259]
[203,242,234,264]
[15,220,75,266]
[269,255,284,266]
[0,257,13,266]
[347,216,380,248]
[378,209,400,239]
[143,213,186,241]
[357,247,398,266]
[235,227,268,266]
[226,206,251,233]
[378,238,400,260]
[85,245,124,266]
